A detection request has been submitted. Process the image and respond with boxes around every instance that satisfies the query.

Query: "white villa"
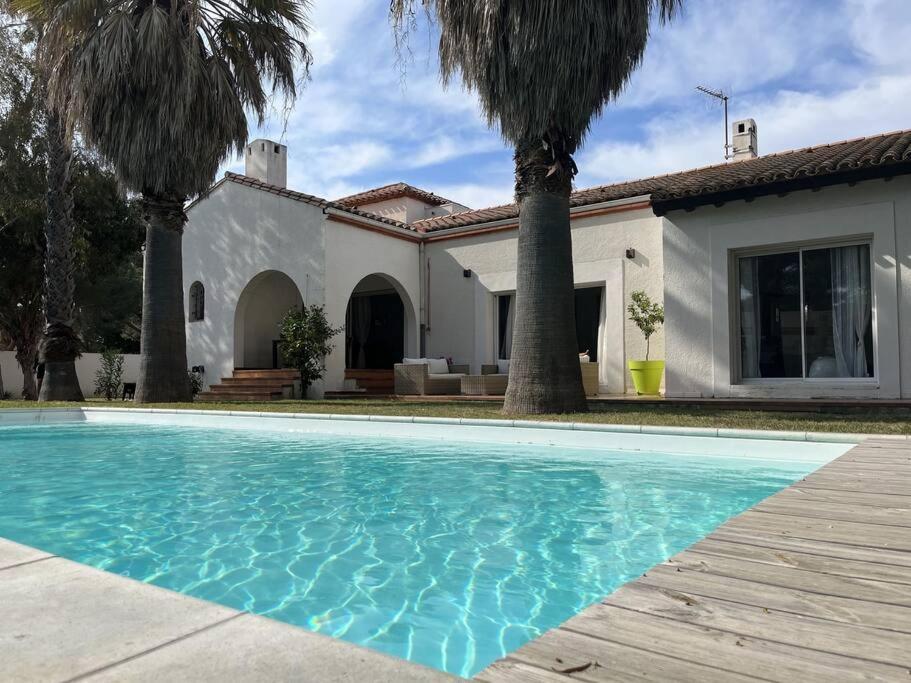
[182,122,911,400]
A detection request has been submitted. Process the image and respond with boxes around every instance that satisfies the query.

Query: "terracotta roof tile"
[334,182,456,208]
[413,129,911,231]
[221,172,411,229]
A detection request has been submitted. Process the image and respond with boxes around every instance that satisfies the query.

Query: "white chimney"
[245,139,287,188]
[731,119,758,161]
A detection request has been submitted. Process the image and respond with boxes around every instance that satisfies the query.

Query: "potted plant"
[627,290,665,395]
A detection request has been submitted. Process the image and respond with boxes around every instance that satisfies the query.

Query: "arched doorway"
[234,270,303,369]
[345,274,411,370]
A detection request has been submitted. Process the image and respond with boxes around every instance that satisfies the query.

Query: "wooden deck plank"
[686,537,911,585]
[758,485,911,509]
[481,629,761,683]
[559,604,908,682]
[751,499,911,526]
[476,438,911,681]
[604,581,911,666]
[708,527,911,567]
[637,564,911,633]
[721,511,911,550]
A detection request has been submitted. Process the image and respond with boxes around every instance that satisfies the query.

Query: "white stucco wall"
[0,351,140,399]
[354,196,436,224]
[663,176,911,399]
[183,182,326,392]
[323,220,421,392]
[424,207,664,394]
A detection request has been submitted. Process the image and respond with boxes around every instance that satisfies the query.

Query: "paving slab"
[81,612,457,682]
[0,556,238,681]
[0,537,54,569]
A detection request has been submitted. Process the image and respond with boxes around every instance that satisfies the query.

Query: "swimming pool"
[0,412,849,677]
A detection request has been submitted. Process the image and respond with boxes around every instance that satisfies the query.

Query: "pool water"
[0,422,820,677]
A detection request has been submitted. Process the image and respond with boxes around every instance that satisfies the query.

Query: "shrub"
[279,305,343,396]
[627,290,664,361]
[94,349,124,400]
[188,370,204,398]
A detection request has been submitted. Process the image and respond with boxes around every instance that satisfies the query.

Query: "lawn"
[1,397,909,434]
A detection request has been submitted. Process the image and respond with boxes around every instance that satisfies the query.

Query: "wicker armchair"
[394,362,469,395]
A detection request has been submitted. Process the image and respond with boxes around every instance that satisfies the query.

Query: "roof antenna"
[696,85,731,161]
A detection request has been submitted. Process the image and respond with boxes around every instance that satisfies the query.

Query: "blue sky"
[228,0,911,210]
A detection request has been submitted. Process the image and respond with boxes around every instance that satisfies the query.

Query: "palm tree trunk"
[503,137,587,415]
[16,346,38,401]
[134,194,191,403]
[39,108,84,402]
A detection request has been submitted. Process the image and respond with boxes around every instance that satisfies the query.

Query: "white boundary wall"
[0,352,140,399]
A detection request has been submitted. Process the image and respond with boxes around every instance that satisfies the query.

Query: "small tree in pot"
[627,290,665,395]
[279,305,343,398]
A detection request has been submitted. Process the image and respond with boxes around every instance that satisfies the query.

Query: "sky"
[228,0,911,211]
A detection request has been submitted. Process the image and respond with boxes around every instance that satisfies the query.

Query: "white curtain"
[739,258,762,378]
[500,295,515,359]
[353,296,372,369]
[831,245,871,378]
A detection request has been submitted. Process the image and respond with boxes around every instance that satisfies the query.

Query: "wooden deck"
[322,393,911,413]
[477,438,911,682]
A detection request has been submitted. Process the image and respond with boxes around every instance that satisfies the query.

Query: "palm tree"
[33,0,312,402]
[38,104,84,401]
[391,1,679,414]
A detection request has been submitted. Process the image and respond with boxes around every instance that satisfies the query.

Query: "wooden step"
[233,368,300,379]
[209,383,290,393]
[197,390,283,402]
[232,369,299,380]
[220,378,295,388]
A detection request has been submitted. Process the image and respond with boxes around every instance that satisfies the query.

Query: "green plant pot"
[628,360,664,395]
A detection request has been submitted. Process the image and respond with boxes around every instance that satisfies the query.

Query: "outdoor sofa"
[394,358,469,395]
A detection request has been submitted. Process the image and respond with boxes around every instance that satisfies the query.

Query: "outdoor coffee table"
[461,373,508,396]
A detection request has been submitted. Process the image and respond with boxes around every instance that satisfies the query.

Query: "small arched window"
[189,281,205,322]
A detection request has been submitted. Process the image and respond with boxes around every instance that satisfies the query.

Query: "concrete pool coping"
[1,408,907,680]
[1,404,904,446]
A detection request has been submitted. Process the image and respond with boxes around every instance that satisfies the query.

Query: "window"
[495,287,603,361]
[736,242,873,380]
[189,281,205,322]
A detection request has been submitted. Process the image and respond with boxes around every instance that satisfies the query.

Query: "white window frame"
[730,237,878,386]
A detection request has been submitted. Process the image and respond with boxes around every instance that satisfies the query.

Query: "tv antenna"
[696,85,731,160]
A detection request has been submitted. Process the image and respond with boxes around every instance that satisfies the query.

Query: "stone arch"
[234,270,303,369]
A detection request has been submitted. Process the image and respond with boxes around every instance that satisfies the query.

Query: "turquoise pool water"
[0,422,820,677]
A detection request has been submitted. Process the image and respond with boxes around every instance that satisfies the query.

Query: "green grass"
[1,397,909,434]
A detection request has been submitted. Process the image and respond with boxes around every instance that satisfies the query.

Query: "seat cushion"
[402,357,429,366]
[429,373,464,380]
[496,359,510,374]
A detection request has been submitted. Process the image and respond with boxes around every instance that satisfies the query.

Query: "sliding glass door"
[736,243,874,380]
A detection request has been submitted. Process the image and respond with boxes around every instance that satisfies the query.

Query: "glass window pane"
[738,252,802,378]
[497,294,514,359]
[803,244,873,378]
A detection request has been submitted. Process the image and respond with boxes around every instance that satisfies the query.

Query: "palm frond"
[391,0,680,149]
[28,0,312,198]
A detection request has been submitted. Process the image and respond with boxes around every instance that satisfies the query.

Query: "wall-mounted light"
[625,248,636,260]
[463,269,472,278]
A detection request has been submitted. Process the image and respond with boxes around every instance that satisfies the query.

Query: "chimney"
[245,139,287,188]
[731,119,758,161]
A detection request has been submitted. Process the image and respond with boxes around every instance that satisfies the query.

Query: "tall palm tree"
[33,0,312,402]
[391,1,679,414]
[38,104,84,401]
